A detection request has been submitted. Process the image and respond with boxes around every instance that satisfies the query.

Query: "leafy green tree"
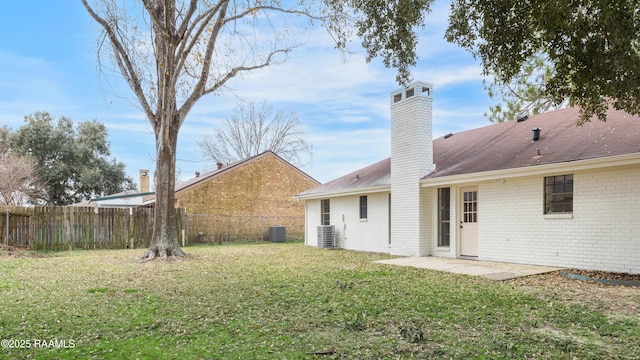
[446,0,640,123]
[11,112,136,206]
[81,0,434,260]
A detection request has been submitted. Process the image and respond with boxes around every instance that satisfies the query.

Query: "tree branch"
[223,5,327,24]
[177,0,230,123]
[202,48,289,96]
[81,0,156,124]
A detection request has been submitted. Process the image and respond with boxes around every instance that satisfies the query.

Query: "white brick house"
[295,81,640,274]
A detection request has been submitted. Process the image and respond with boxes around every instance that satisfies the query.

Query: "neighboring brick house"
[174,151,319,242]
[174,151,318,215]
[296,81,640,274]
[86,152,317,241]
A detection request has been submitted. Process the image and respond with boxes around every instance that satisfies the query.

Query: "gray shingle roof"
[426,106,640,178]
[298,106,640,198]
[296,158,390,197]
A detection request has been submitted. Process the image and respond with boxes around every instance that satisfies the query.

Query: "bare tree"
[81,0,432,260]
[0,152,41,206]
[198,101,311,168]
[484,54,571,123]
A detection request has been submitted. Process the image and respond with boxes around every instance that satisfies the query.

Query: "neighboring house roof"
[84,190,156,208]
[146,150,318,202]
[73,151,316,207]
[297,106,640,199]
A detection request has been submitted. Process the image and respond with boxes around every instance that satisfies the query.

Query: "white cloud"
[0,2,496,187]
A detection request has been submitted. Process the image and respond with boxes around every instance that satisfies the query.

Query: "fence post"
[5,210,9,247]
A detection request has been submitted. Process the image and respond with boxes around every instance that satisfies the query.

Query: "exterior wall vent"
[393,93,402,103]
[406,88,415,98]
[317,225,335,248]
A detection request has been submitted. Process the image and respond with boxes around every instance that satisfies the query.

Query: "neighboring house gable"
[175,151,319,217]
[84,153,318,215]
[297,81,640,274]
[80,152,317,242]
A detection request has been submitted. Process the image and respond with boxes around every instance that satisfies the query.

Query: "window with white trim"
[359,196,368,219]
[320,199,330,225]
[437,187,450,247]
[544,175,573,214]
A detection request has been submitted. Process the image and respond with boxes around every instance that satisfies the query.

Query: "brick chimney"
[389,81,434,256]
[139,170,150,193]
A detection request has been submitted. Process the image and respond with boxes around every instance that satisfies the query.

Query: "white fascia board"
[420,153,640,187]
[294,184,390,201]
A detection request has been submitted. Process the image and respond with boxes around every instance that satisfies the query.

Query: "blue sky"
[0,1,494,186]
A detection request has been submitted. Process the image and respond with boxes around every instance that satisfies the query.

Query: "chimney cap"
[391,81,433,103]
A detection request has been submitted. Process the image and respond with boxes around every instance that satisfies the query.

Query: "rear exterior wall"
[477,165,640,273]
[304,192,390,253]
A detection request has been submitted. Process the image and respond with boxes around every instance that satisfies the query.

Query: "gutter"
[91,191,156,202]
[420,153,640,187]
[294,184,390,201]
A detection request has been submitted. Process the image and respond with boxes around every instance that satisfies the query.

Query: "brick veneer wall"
[176,153,317,218]
[471,165,639,273]
[390,82,433,256]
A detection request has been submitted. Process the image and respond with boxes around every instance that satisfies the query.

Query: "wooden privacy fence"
[188,214,304,243]
[1,206,187,251]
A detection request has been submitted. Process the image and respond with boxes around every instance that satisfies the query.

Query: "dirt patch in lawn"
[0,245,53,259]
[511,271,640,316]
[568,269,640,282]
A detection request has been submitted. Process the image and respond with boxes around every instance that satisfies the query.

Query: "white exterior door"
[460,186,478,257]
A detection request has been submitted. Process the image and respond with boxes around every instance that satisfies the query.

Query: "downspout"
[304,201,308,245]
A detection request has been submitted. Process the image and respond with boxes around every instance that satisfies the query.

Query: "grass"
[0,243,637,359]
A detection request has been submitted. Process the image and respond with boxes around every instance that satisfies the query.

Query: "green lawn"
[0,243,637,359]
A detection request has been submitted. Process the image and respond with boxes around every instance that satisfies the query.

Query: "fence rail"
[1,206,186,251]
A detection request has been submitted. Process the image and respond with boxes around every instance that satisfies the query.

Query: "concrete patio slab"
[374,257,563,280]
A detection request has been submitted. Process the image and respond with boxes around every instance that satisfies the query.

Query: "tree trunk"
[138,114,185,261]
